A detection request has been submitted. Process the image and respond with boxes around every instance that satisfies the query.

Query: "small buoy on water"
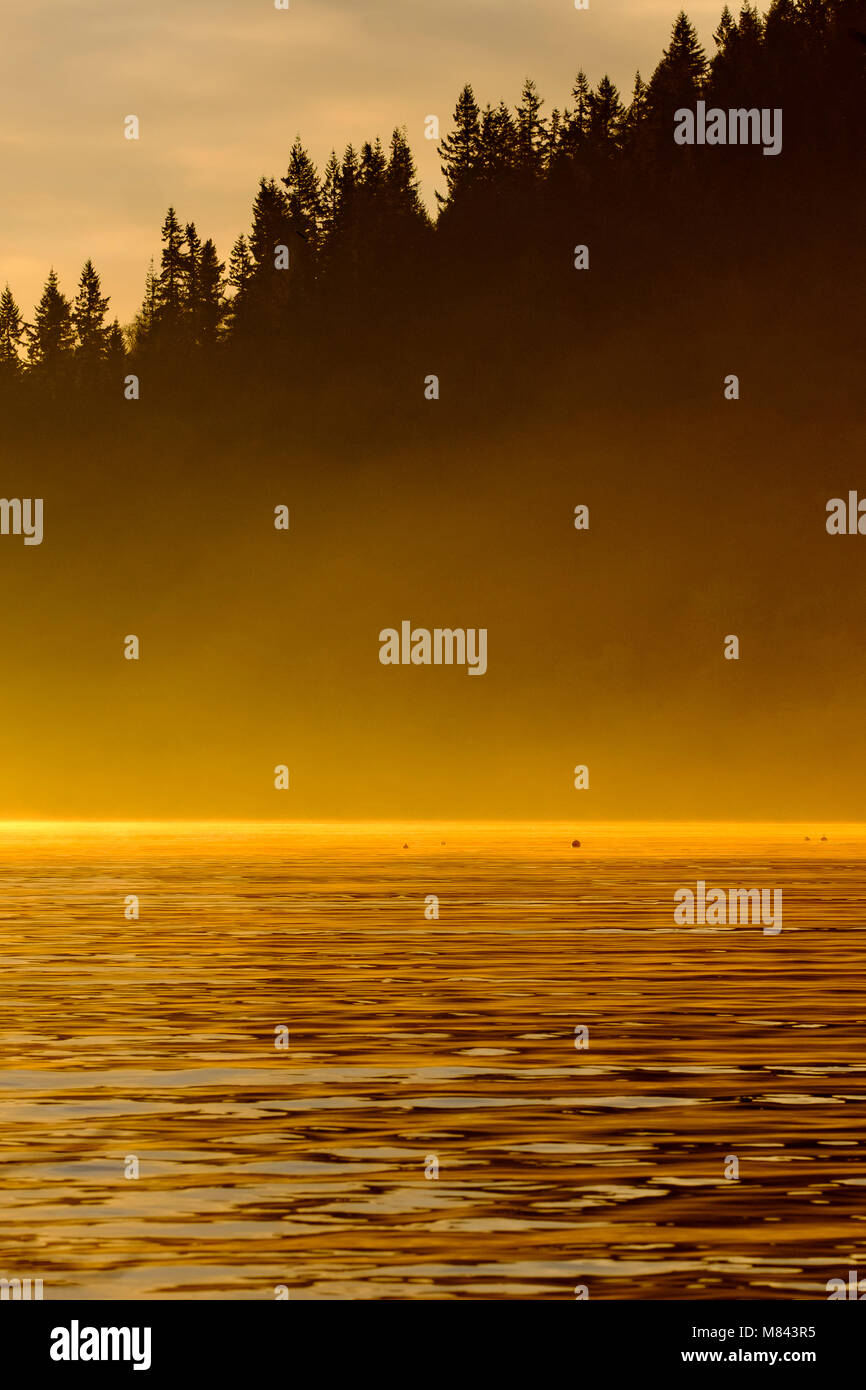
[402,843,409,849]
[572,840,581,848]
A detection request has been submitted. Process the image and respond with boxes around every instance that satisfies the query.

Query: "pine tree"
[183,221,203,322]
[280,138,322,247]
[27,269,75,369]
[145,260,157,321]
[437,84,481,204]
[477,102,517,181]
[104,320,127,373]
[559,72,592,159]
[587,76,625,153]
[546,108,563,164]
[710,4,767,106]
[337,145,360,229]
[72,260,110,361]
[229,235,252,293]
[764,0,801,46]
[736,3,764,47]
[156,207,186,330]
[227,234,253,335]
[128,259,158,354]
[713,4,737,53]
[320,150,342,243]
[359,138,387,192]
[0,285,24,376]
[249,178,293,271]
[198,239,225,345]
[648,11,708,126]
[515,78,547,174]
[622,71,650,152]
[385,128,426,220]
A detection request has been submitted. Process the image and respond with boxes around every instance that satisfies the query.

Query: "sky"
[0,0,729,324]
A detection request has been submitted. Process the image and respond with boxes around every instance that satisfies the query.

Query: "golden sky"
[0,0,727,322]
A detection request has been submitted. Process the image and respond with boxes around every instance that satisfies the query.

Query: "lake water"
[1,820,864,1299]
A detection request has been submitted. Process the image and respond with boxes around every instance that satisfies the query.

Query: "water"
[1,820,864,1299]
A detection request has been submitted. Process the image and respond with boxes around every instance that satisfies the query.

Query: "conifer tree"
[27,269,75,369]
[515,78,547,174]
[0,285,24,375]
[104,319,127,372]
[714,3,737,53]
[736,3,764,48]
[228,234,252,293]
[711,3,765,86]
[648,10,708,121]
[437,85,481,203]
[587,76,626,153]
[359,138,387,191]
[156,207,186,329]
[354,138,388,239]
[227,234,254,334]
[72,259,110,360]
[249,178,293,271]
[320,150,341,243]
[385,128,426,221]
[477,102,517,182]
[622,72,650,152]
[183,221,203,322]
[246,178,295,330]
[337,145,360,230]
[197,239,226,345]
[133,259,159,348]
[559,72,592,159]
[281,138,322,247]
[545,109,562,164]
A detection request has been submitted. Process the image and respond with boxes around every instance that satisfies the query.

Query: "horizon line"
[0,818,856,828]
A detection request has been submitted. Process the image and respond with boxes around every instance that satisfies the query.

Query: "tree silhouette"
[227,234,254,337]
[385,127,427,222]
[437,85,481,205]
[477,102,517,183]
[27,269,74,371]
[558,72,592,161]
[104,320,127,375]
[648,11,709,136]
[156,207,186,332]
[515,78,547,175]
[197,239,226,346]
[247,178,294,332]
[320,150,342,245]
[2,0,865,397]
[72,260,110,362]
[0,285,25,377]
[131,259,159,353]
[183,221,203,338]
[281,138,322,248]
[622,72,650,154]
[587,76,626,154]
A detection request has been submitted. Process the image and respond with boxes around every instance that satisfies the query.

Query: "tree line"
[0,1,863,388]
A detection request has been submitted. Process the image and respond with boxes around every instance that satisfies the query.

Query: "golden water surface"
[1,821,864,1299]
